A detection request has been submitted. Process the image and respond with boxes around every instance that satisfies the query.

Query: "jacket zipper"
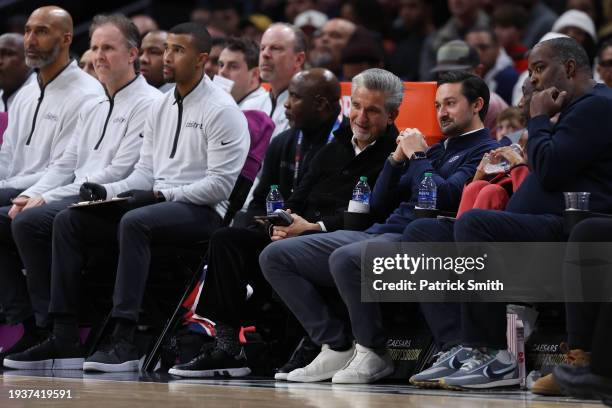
[25,91,44,145]
[94,98,114,150]
[169,98,183,159]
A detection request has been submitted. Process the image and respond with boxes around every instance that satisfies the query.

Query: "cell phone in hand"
[254,210,294,226]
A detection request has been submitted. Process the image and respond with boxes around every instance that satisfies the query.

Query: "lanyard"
[293,118,341,191]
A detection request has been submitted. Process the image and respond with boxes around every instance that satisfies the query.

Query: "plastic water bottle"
[348,176,371,213]
[484,143,523,174]
[266,185,284,215]
[417,172,437,209]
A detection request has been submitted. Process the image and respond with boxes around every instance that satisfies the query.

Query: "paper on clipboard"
[69,197,129,208]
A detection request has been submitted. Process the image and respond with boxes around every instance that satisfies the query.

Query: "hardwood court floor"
[0,370,607,408]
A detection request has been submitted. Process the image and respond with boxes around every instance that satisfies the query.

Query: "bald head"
[0,33,30,94]
[30,6,73,35]
[284,68,341,131]
[25,6,73,70]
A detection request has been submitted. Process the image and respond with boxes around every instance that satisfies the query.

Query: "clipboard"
[69,197,130,208]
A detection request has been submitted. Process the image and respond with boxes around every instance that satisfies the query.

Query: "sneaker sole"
[409,377,442,389]
[168,366,251,378]
[3,357,84,370]
[83,360,139,373]
[286,370,338,382]
[441,377,521,390]
[274,372,289,381]
[332,365,394,384]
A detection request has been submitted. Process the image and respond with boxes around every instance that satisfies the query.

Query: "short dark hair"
[211,36,227,49]
[223,37,259,69]
[598,39,612,61]
[540,37,591,73]
[492,4,528,30]
[169,22,212,53]
[90,14,140,50]
[466,27,497,45]
[437,71,490,121]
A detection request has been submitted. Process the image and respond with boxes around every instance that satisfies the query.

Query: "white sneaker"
[331,344,394,384]
[286,344,355,382]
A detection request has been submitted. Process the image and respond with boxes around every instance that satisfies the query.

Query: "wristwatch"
[409,151,427,160]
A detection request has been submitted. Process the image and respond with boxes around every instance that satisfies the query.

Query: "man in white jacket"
[0,14,160,365]
[0,6,103,203]
[3,22,250,372]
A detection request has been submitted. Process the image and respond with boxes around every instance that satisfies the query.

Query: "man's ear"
[295,51,306,70]
[565,59,577,78]
[387,108,399,124]
[128,46,138,66]
[196,52,209,69]
[473,96,484,116]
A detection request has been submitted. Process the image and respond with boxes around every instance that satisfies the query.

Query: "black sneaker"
[168,340,251,378]
[554,363,612,401]
[83,336,139,372]
[3,335,85,370]
[274,336,320,380]
[0,328,48,364]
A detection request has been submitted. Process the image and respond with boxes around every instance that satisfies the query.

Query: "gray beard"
[26,43,61,69]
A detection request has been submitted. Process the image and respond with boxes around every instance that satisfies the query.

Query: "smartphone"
[254,210,294,226]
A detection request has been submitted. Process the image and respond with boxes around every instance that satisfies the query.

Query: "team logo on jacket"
[43,112,59,121]
[447,154,461,163]
[185,120,203,130]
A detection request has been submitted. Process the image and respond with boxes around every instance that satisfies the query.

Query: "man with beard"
[309,18,356,78]
[0,33,35,112]
[2,22,249,372]
[139,30,173,93]
[0,6,103,205]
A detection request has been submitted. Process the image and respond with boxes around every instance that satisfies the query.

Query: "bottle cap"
[359,176,367,182]
[424,172,432,177]
[270,184,278,189]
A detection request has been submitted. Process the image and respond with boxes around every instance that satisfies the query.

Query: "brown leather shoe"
[532,349,590,395]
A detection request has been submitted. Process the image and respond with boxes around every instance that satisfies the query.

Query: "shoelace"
[460,349,494,372]
[432,345,461,365]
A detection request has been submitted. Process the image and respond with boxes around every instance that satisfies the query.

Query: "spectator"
[518,0,558,48]
[388,0,434,80]
[339,0,386,35]
[0,14,161,367]
[419,0,490,80]
[78,49,96,79]
[204,37,227,79]
[294,9,328,39]
[492,4,529,73]
[495,106,526,141]
[211,1,242,36]
[431,39,509,139]
[308,19,356,78]
[466,28,520,105]
[239,14,272,43]
[285,0,317,24]
[217,37,267,109]
[552,9,597,65]
[0,33,35,112]
[341,27,385,81]
[130,14,158,37]
[566,0,598,25]
[139,30,173,92]
[260,70,498,384]
[257,23,307,138]
[191,1,212,25]
[597,40,612,88]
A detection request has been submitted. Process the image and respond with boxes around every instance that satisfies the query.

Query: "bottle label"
[417,191,437,209]
[266,200,284,215]
[348,200,370,213]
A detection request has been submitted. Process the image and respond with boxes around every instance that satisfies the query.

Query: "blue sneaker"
[441,349,520,390]
[409,345,472,388]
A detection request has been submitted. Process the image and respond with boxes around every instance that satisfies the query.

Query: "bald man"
[309,18,356,78]
[0,6,102,358]
[0,33,35,112]
[167,68,397,378]
[256,23,306,138]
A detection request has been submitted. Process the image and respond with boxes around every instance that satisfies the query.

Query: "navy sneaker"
[168,340,250,378]
[3,335,85,370]
[441,349,519,390]
[83,336,139,372]
[554,363,612,403]
[410,345,473,388]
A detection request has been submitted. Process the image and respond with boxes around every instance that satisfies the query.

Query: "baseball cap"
[431,40,481,73]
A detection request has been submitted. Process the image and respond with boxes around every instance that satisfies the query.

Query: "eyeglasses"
[599,59,612,68]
